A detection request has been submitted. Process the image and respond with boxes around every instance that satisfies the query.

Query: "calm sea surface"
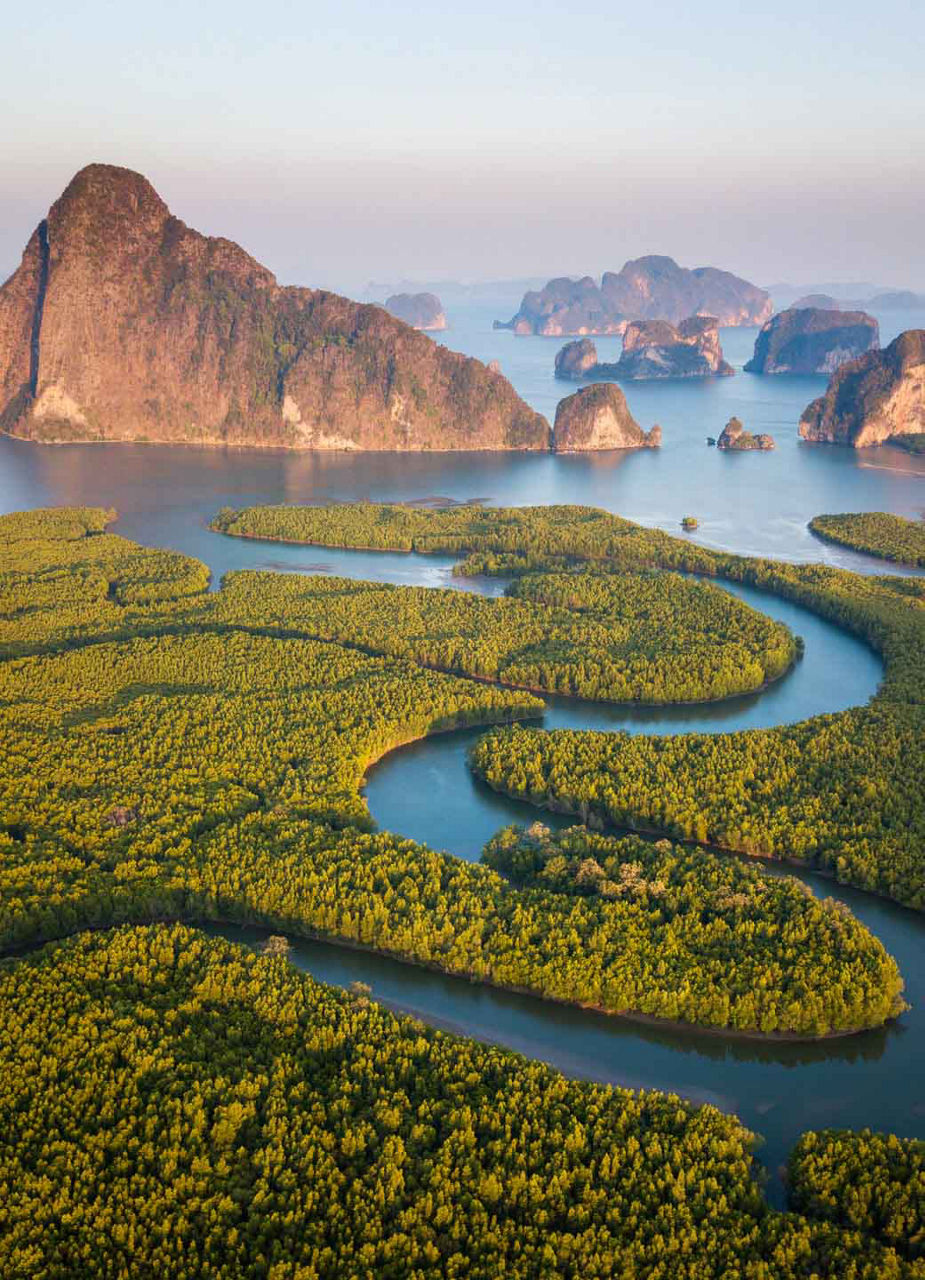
[1,298,923,1201]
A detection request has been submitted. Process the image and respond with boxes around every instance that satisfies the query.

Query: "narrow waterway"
[191,537,919,1205]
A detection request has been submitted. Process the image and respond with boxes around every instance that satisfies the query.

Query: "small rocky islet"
[555,315,732,381]
[708,417,775,451]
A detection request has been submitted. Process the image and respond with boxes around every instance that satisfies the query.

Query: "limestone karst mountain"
[0,165,549,451]
[498,256,771,335]
[799,331,925,448]
[552,383,661,451]
[745,308,879,375]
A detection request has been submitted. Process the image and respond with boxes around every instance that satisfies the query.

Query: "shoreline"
[808,522,925,572]
[1,912,890,1045]
[0,429,547,456]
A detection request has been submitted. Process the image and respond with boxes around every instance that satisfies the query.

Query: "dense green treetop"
[0,924,921,1279]
[0,506,922,1270]
[209,567,795,704]
[0,507,903,1036]
[790,1128,924,1259]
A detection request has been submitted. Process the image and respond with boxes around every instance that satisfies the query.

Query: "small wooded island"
[712,417,776,450]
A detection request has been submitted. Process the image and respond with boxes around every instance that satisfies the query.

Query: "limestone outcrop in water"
[383,291,447,330]
[0,165,549,451]
[716,417,775,451]
[745,308,879,375]
[498,255,771,335]
[799,330,925,447]
[555,317,732,381]
[554,338,599,379]
[552,383,661,451]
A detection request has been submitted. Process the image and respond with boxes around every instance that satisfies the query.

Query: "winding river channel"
[1,430,923,1204]
[197,541,915,1206]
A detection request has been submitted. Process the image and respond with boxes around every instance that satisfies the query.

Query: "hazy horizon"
[2,0,923,297]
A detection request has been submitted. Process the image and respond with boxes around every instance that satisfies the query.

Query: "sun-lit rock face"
[552,383,661,451]
[745,308,880,375]
[0,164,549,452]
[498,255,771,335]
[799,331,925,448]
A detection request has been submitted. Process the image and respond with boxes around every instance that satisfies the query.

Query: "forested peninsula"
[810,512,925,569]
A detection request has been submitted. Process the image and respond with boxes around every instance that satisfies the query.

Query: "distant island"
[383,292,447,331]
[791,290,925,312]
[767,280,925,310]
[0,165,548,452]
[363,277,547,304]
[799,330,925,448]
[496,255,772,335]
[555,316,732,381]
[745,308,879,375]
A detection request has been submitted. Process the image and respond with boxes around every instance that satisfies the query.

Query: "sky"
[1,0,923,295]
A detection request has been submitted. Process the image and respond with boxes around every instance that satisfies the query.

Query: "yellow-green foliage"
[218,501,925,907]
[0,505,209,655]
[0,507,902,1035]
[811,512,925,569]
[790,1129,925,1259]
[209,567,795,703]
[211,500,714,565]
[480,823,904,1033]
[0,509,922,1276]
[0,925,920,1280]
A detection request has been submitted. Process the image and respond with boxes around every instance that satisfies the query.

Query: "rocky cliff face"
[554,339,599,379]
[554,317,731,381]
[498,256,771,335]
[0,165,549,452]
[383,292,447,331]
[552,383,661,451]
[745,308,879,375]
[610,315,733,379]
[799,330,925,447]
